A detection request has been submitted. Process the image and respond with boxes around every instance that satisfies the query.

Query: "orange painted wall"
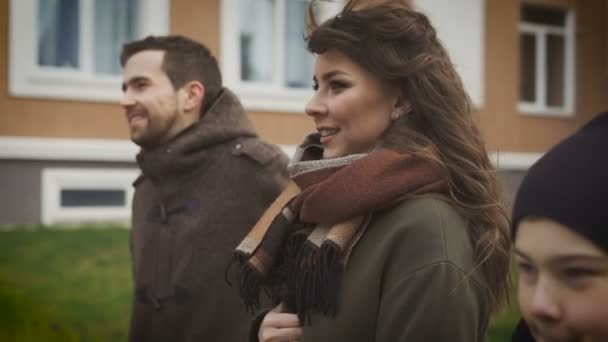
[480,0,608,152]
[0,0,605,149]
[0,0,128,140]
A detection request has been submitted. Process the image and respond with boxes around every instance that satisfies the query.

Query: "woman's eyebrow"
[319,70,349,82]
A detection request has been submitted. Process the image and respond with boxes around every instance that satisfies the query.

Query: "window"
[518,4,575,117]
[414,0,486,108]
[221,0,342,112]
[60,189,126,207]
[41,168,139,225]
[9,0,169,102]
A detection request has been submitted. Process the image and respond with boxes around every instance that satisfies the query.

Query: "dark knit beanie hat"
[511,112,608,253]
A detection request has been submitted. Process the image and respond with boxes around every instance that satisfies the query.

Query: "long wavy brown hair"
[306,0,511,314]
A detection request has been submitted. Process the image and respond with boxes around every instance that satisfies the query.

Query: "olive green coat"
[254,196,489,342]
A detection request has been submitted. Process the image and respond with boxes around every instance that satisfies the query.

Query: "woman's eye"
[329,80,347,90]
[312,83,319,91]
[135,82,147,90]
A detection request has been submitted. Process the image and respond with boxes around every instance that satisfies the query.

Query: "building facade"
[1,0,607,225]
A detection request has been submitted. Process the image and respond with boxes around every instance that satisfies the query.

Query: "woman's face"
[305,50,403,159]
[515,218,608,342]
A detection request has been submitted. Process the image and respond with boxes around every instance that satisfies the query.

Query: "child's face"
[515,218,608,342]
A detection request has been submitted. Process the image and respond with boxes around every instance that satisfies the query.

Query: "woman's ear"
[390,93,412,120]
[182,80,205,114]
[394,92,412,114]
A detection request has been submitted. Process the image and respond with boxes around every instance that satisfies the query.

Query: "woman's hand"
[258,303,303,342]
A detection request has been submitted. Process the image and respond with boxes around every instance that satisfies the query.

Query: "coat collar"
[136,88,258,182]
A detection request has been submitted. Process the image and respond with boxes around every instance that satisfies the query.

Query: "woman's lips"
[318,128,339,144]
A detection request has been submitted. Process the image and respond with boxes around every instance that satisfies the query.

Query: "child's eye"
[517,261,536,275]
[562,267,596,280]
[558,266,605,290]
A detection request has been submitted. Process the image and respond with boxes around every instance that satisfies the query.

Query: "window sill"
[518,103,575,118]
[231,86,313,113]
[9,71,123,103]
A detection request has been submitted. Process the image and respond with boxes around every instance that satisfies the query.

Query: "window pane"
[61,189,126,207]
[521,5,566,26]
[520,33,536,103]
[94,0,139,75]
[310,0,343,24]
[546,34,565,107]
[38,0,80,69]
[284,0,314,89]
[239,0,275,82]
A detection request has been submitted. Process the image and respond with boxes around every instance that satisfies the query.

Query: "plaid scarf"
[231,134,448,322]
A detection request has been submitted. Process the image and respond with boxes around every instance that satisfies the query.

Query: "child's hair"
[512,112,608,253]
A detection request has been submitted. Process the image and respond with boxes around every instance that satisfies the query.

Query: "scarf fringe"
[231,254,265,314]
[230,226,348,321]
[287,237,343,323]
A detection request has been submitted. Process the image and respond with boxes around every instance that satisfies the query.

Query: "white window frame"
[518,7,576,117]
[220,0,342,113]
[9,0,169,103]
[41,168,139,226]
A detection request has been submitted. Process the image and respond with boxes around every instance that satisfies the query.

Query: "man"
[120,35,288,342]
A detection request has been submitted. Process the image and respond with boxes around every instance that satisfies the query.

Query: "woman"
[231,1,511,341]
[511,112,608,342]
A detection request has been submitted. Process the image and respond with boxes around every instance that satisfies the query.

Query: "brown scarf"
[231,134,448,322]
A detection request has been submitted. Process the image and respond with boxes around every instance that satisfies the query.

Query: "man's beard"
[133,110,180,149]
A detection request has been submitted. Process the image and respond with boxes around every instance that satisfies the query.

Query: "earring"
[390,111,402,121]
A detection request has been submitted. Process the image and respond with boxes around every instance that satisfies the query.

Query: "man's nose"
[120,90,136,108]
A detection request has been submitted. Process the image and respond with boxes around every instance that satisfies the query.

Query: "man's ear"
[182,80,205,113]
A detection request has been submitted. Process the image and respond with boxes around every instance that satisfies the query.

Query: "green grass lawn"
[0,227,520,341]
[0,227,132,342]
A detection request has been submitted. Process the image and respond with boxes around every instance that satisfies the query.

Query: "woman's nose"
[305,94,327,118]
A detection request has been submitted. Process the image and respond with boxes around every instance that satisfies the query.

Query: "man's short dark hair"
[120,35,222,113]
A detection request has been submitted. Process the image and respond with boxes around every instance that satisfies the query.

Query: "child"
[511,112,608,342]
